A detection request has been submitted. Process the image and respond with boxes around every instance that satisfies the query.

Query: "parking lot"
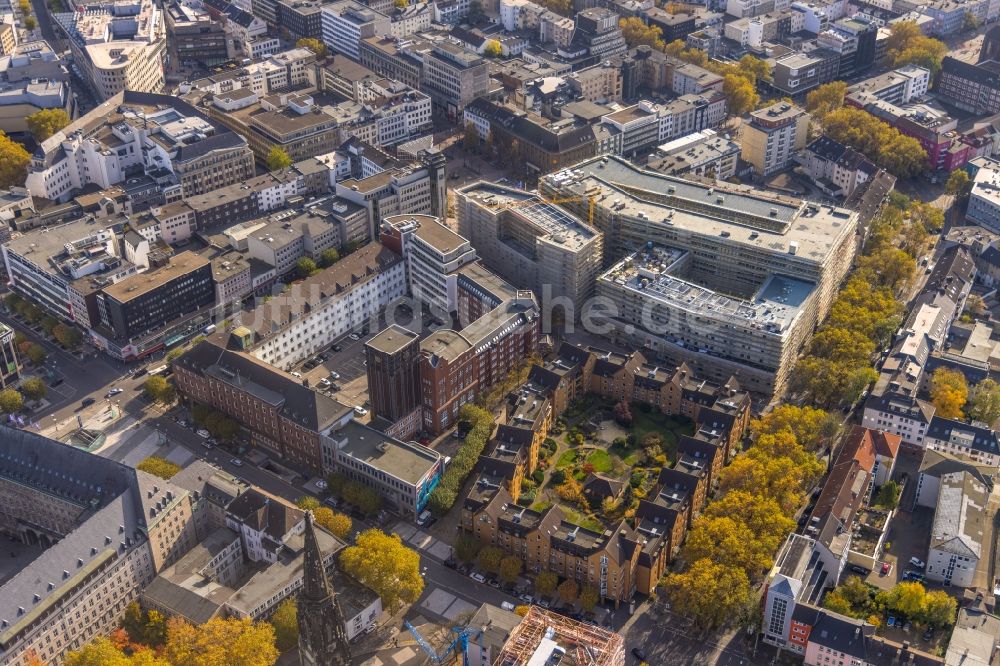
[290,300,441,416]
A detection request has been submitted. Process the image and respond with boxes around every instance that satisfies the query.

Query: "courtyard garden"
[520,396,695,534]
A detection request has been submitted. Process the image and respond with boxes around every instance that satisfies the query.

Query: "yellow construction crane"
[487,192,598,227]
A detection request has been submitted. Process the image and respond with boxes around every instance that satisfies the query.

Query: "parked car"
[291,371,302,378]
[133,367,148,377]
[887,616,896,627]
[519,594,533,604]
[443,557,457,569]
[349,333,361,341]
[501,601,516,611]
[332,344,342,352]
[230,458,243,466]
[849,565,869,575]
[316,479,328,490]
[49,377,64,387]
[105,387,123,398]
[538,599,551,609]
[196,429,211,438]
[202,440,213,450]
[488,579,501,589]
[470,572,486,583]
[416,510,432,526]
[909,557,926,569]
[81,397,96,407]
[881,562,891,576]
[354,406,368,417]
[329,371,340,380]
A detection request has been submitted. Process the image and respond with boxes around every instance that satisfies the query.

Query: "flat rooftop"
[601,245,813,335]
[103,252,210,303]
[365,324,419,355]
[333,421,441,486]
[543,156,855,263]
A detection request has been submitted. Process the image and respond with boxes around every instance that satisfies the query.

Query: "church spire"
[298,512,351,666]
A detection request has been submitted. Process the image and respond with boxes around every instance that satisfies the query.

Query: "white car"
[105,387,123,398]
[329,371,340,380]
[470,572,486,583]
[909,557,926,569]
[196,429,210,438]
[230,458,243,466]
[348,333,361,341]
[316,479,328,490]
[354,406,368,417]
[291,371,302,378]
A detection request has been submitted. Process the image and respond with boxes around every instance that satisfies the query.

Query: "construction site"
[492,606,626,666]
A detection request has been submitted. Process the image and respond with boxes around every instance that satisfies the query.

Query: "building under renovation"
[492,606,625,666]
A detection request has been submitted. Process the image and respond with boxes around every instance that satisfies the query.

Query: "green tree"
[339,529,424,612]
[27,343,45,365]
[752,405,840,452]
[163,616,278,666]
[143,376,176,404]
[499,555,522,583]
[23,15,35,30]
[883,581,926,618]
[144,610,168,647]
[823,589,855,616]
[579,585,600,611]
[296,257,318,279]
[295,38,327,57]
[722,73,758,117]
[20,377,45,401]
[921,589,957,628]
[805,81,847,120]
[312,507,351,538]
[266,147,292,171]
[963,11,981,30]
[319,248,339,267]
[929,367,968,419]
[26,108,70,142]
[874,481,900,509]
[945,169,972,198]
[967,378,1000,424]
[269,598,298,653]
[467,0,486,21]
[663,559,754,630]
[478,545,503,573]
[295,496,321,511]
[453,533,481,562]
[0,388,22,413]
[137,456,182,480]
[619,16,665,50]
[483,39,502,58]
[0,131,29,188]
[557,578,579,604]
[535,571,558,596]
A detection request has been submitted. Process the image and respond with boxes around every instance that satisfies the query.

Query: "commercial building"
[380,214,476,314]
[846,64,929,106]
[770,49,839,97]
[165,0,228,67]
[241,242,407,370]
[967,157,1000,233]
[0,323,20,388]
[741,102,810,177]
[26,91,254,203]
[94,251,215,344]
[938,57,1000,115]
[597,246,815,395]
[601,100,671,158]
[173,335,355,471]
[320,1,390,60]
[540,157,859,394]
[420,41,490,119]
[62,0,167,98]
[277,0,325,40]
[455,182,604,313]
[0,41,73,135]
[365,324,422,424]
[324,422,444,517]
[0,429,196,665]
[647,129,740,180]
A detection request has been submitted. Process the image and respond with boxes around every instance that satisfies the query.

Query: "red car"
[881,562,891,576]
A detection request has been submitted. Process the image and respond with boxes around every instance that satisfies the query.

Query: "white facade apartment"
[926,471,988,589]
[320,1,390,60]
[967,159,1000,233]
[250,257,406,369]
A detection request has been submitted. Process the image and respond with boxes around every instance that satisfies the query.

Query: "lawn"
[556,449,578,469]
[585,449,612,473]
[561,506,604,532]
[628,407,695,460]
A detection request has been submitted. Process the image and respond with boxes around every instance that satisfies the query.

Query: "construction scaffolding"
[492,606,625,666]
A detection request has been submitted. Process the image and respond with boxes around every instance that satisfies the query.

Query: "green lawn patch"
[585,449,612,473]
[561,506,604,532]
[556,449,578,469]
[530,499,553,512]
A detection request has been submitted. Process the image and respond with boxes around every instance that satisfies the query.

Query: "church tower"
[298,512,352,666]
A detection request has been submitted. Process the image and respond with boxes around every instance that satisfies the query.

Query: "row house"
[461,482,662,604]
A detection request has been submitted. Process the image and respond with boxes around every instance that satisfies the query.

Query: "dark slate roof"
[176,340,352,432]
[925,245,975,304]
[926,416,1000,456]
[226,489,303,541]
